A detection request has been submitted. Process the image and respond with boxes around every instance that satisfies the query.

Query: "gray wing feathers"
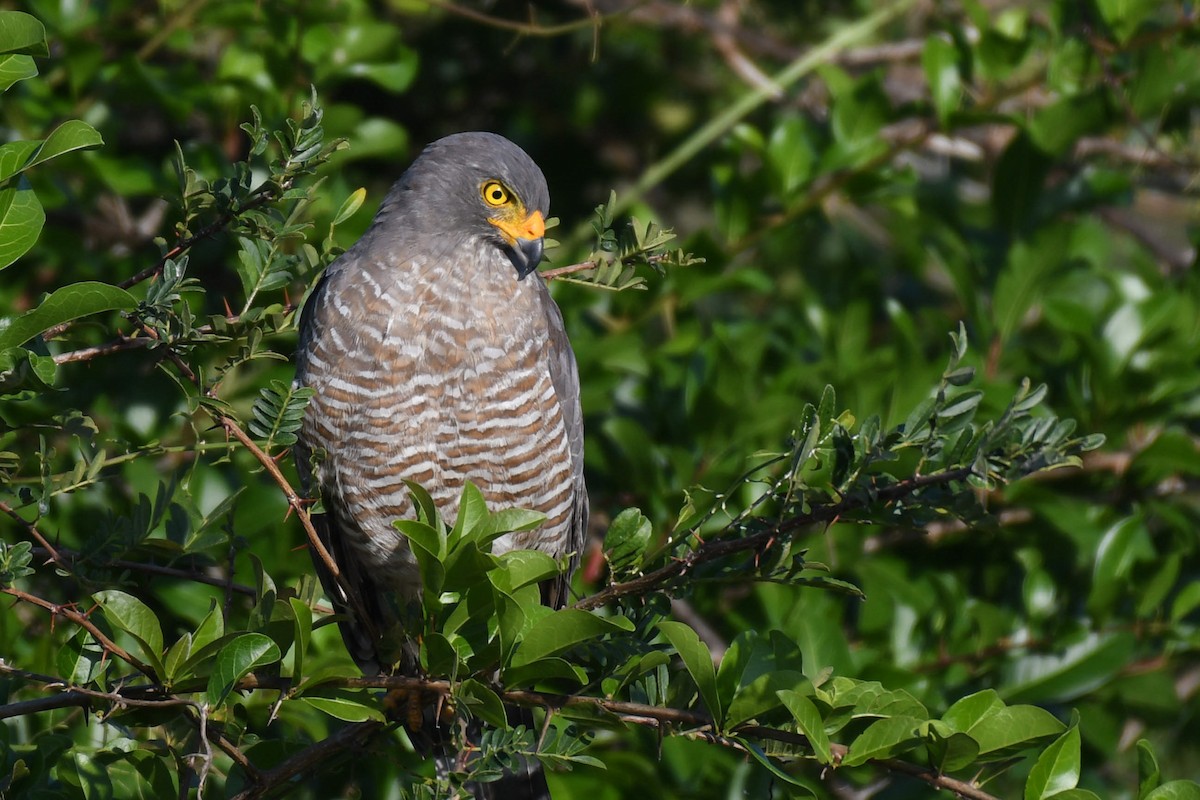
[294,263,385,674]
[536,280,588,609]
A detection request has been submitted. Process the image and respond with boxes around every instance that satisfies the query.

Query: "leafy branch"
[541,191,703,290]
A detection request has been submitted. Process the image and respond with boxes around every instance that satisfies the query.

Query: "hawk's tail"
[467,706,551,800]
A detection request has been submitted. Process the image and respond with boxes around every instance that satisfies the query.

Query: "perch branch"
[575,468,974,610]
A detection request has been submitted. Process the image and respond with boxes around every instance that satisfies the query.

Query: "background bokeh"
[2,0,1199,797]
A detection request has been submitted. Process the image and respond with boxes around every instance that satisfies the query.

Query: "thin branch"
[563,0,917,245]
[117,190,278,292]
[183,703,262,790]
[0,660,261,786]
[52,335,153,364]
[213,411,344,592]
[1,587,156,679]
[135,326,346,598]
[539,260,601,281]
[575,467,974,610]
[2,668,999,800]
[710,0,783,99]
[423,0,602,37]
[227,719,385,800]
[41,189,279,343]
[1,500,66,568]
[0,692,91,719]
[28,546,257,597]
[271,675,998,800]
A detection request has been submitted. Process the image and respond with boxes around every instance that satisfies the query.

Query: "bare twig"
[539,260,601,281]
[424,0,599,36]
[0,501,66,568]
[52,335,153,364]
[710,0,783,99]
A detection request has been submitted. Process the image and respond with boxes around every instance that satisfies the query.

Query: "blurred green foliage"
[1,0,1199,798]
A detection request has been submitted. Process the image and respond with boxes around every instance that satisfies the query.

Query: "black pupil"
[491,187,503,201]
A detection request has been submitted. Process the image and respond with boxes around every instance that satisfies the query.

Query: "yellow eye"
[482,181,510,207]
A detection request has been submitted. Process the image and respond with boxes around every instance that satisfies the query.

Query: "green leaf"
[724,670,807,728]
[1094,0,1160,42]
[92,590,164,670]
[300,694,384,722]
[766,115,814,196]
[841,716,923,766]
[23,120,105,172]
[395,519,447,604]
[56,634,109,686]
[1172,581,1200,622]
[604,507,652,574]
[1138,739,1162,799]
[249,380,315,450]
[206,633,281,707]
[458,678,507,727]
[925,722,981,774]
[421,632,463,677]
[348,60,418,93]
[0,281,136,348]
[941,692,1006,734]
[163,633,193,683]
[992,131,1051,233]
[57,751,112,800]
[1002,632,1136,704]
[732,738,817,796]
[511,609,633,667]
[451,481,492,543]
[0,141,39,184]
[922,34,962,126]
[1025,726,1081,800]
[332,187,366,225]
[192,600,225,653]
[0,11,48,57]
[504,657,588,688]
[0,346,56,394]
[969,705,1065,757]
[778,689,832,765]
[491,549,561,593]
[658,620,723,725]
[1028,91,1109,156]
[489,507,548,535]
[0,54,36,91]
[289,597,312,681]
[993,228,1066,343]
[1144,782,1200,800]
[0,180,44,270]
[1089,516,1153,619]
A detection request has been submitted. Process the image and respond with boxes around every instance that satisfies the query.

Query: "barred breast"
[296,238,579,600]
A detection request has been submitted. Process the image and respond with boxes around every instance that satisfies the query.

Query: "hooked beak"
[512,237,544,280]
[489,209,546,280]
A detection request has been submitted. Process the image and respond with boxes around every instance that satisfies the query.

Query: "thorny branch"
[1,586,156,679]
[41,190,282,342]
[0,667,1001,800]
[574,467,975,611]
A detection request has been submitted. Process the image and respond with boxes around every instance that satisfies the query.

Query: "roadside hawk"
[294,132,586,795]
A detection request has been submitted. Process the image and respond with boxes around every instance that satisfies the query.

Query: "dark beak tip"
[513,237,545,280]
